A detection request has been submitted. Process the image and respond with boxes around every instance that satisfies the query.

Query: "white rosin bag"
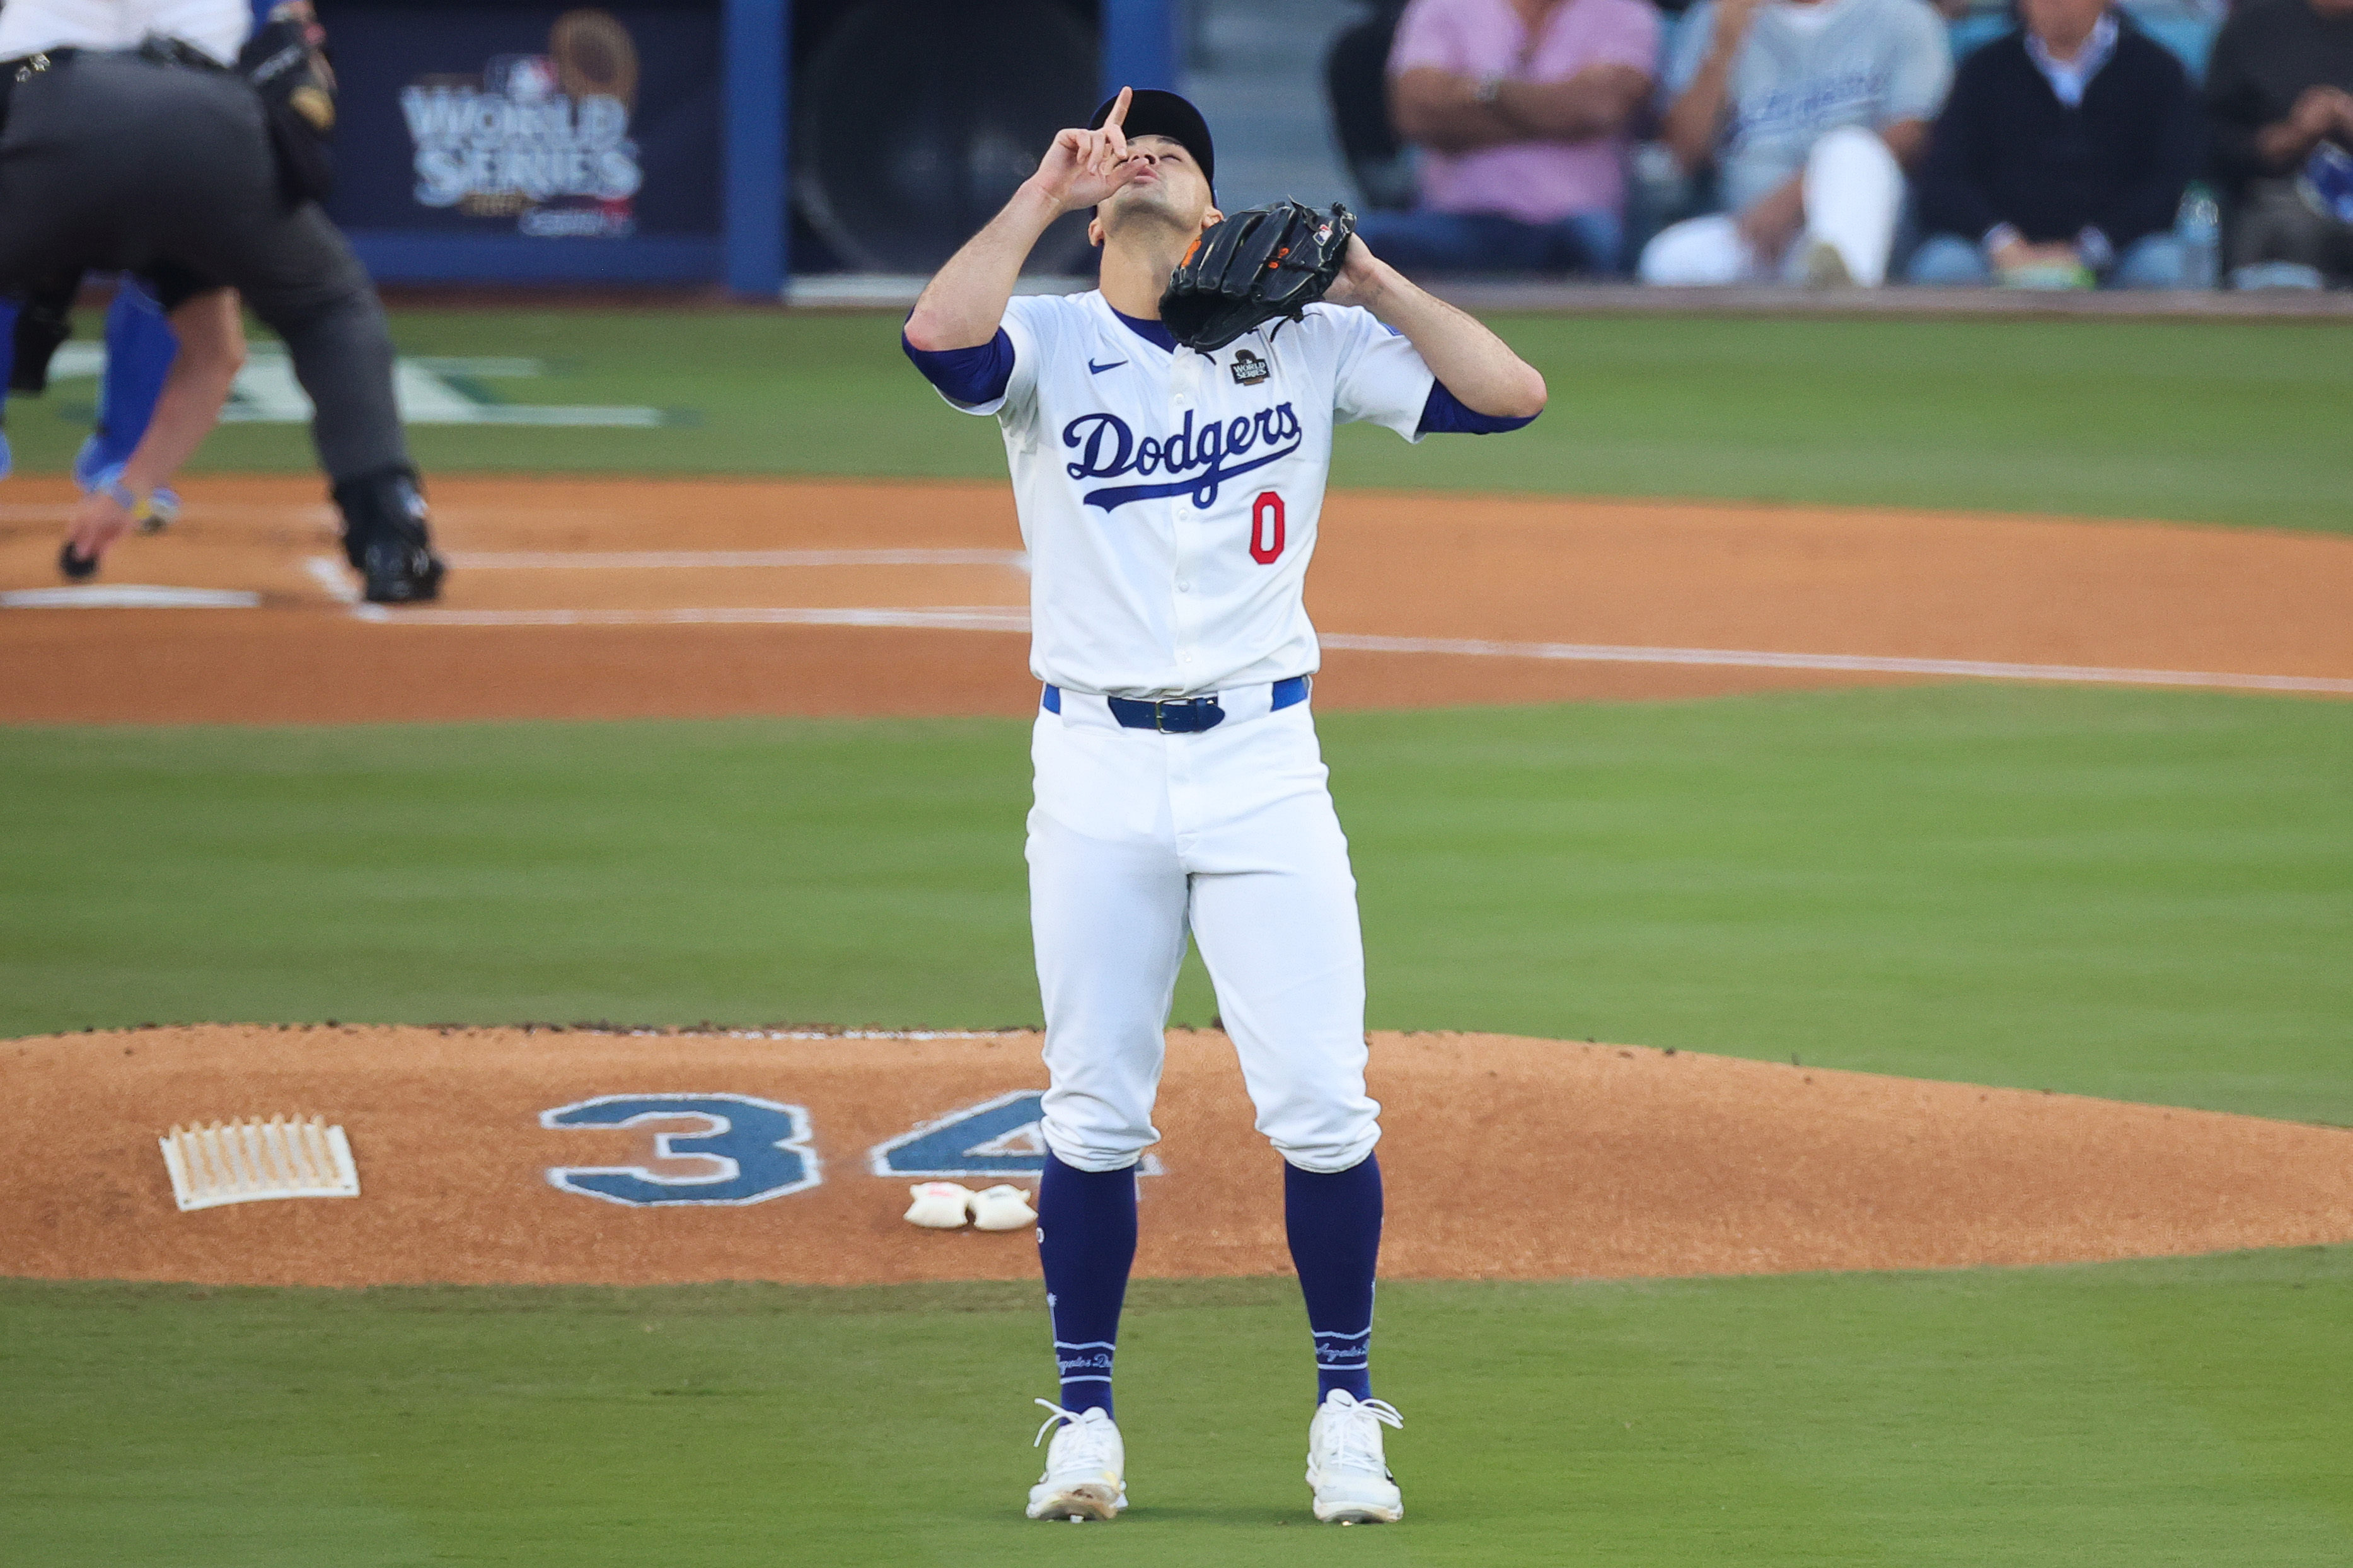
[969,1184,1038,1231]
[904,1181,977,1228]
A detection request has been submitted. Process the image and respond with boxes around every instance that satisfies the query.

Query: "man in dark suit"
[1908,0,2200,287]
[2204,0,2353,287]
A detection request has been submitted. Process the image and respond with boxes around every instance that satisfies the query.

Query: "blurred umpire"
[0,0,445,602]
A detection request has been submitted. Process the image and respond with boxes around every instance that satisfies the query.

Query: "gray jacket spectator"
[1641,0,1953,285]
[1910,1,2200,288]
[2203,0,2353,286]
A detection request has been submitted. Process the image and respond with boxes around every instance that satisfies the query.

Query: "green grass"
[9,312,2349,531]
[4,685,2347,1122]
[5,1252,2349,1565]
[11,303,2349,1568]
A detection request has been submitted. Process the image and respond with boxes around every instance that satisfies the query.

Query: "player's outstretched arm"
[64,290,245,567]
[905,86,1144,352]
[1327,238,1547,419]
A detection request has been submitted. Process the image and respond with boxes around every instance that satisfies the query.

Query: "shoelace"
[1324,1397,1404,1474]
[1032,1397,1118,1470]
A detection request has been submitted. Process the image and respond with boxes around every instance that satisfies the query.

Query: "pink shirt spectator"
[1389,0,1662,224]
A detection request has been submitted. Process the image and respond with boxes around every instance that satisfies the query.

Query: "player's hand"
[64,488,140,571]
[1027,85,1143,215]
[1990,237,2079,270]
[2289,85,2345,141]
[1734,176,1805,260]
[1322,234,1396,311]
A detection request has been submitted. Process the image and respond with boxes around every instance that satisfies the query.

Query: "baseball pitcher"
[902,86,1546,1525]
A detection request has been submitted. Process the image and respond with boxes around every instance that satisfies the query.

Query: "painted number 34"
[539,1091,1080,1207]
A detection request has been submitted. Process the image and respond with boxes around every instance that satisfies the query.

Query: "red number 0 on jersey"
[1249,491,1286,565]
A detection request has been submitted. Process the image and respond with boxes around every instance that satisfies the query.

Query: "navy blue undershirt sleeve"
[901,326,1015,406]
[1418,379,1537,435]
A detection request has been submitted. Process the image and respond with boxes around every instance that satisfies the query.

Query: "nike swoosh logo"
[1088,359,1126,375]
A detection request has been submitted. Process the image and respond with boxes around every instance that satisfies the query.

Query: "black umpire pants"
[0,50,408,483]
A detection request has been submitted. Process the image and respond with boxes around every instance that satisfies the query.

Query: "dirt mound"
[8,1024,2348,1288]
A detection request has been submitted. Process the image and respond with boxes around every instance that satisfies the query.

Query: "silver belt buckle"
[14,52,53,82]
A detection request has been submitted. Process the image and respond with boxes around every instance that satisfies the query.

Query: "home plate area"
[6,475,2349,722]
[0,476,1033,621]
[9,1023,2351,1291]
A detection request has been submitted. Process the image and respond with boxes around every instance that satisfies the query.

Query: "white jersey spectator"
[1641,0,1952,285]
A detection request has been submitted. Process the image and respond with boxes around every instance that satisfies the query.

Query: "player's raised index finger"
[1104,85,1132,130]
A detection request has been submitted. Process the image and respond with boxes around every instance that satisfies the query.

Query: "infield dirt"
[4,475,2349,723]
[9,1023,2351,1289]
[10,478,2352,1291]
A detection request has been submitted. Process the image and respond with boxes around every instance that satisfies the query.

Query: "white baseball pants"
[1638,125,1905,287]
[1028,684,1380,1175]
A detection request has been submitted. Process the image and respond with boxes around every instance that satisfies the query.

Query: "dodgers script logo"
[1064,403,1304,511]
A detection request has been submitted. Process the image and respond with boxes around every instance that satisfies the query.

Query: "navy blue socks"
[1285,1153,1384,1402]
[1040,1151,1381,1414]
[1037,1151,1138,1418]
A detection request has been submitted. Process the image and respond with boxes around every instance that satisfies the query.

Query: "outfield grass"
[6,1250,2349,1566]
[9,311,2349,532]
[4,686,2346,1123]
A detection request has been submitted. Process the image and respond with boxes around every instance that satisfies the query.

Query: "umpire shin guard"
[333,466,445,604]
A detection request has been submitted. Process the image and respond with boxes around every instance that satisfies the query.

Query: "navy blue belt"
[1043,675,1310,732]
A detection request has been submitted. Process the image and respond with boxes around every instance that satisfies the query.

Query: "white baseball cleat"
[1025,1400,1126,1521]
[1305,1389,1404,1524]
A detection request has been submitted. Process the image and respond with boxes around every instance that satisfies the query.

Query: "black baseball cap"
[1087,88,1215,196]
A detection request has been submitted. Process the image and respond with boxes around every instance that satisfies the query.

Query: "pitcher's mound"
[7,1024,2349,1288]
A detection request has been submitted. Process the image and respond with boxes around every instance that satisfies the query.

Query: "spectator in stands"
[2204,0,2353,287]
[1908,0,2200,287]
[1639,0,1952,286]
[1362,0,1663,275]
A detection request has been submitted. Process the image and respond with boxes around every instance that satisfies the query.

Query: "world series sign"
[325,3,720,251]
[401,10,644,238]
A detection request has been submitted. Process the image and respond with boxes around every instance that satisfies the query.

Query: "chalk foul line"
[441,548,1029,570]
[304,556,361,606]
[338,604,2352,696]
[347,604,1032,632]
[1314,632,2353,696]
[1,584,260,609]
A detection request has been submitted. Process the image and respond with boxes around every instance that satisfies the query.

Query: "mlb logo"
[1229,348,1270,386]
[485,54,558,101]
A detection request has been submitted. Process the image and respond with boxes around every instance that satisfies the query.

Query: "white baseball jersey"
[0,0,251,66]
[935,289,1437,699]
